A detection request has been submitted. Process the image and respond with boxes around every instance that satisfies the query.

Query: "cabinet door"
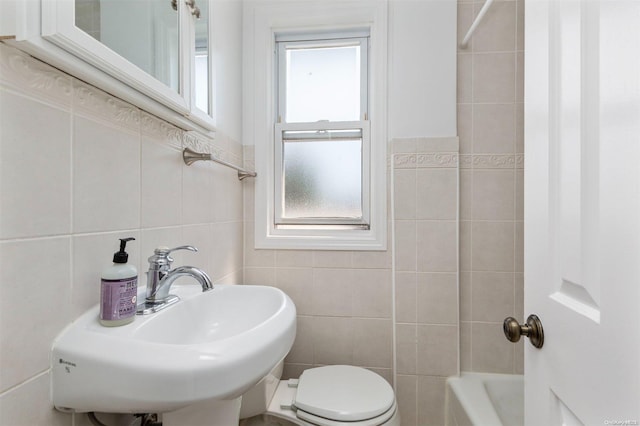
[186,0,216,127]
[42,0,189,113]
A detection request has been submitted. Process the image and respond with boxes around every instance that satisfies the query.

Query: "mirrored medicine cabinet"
[0,0,215,133]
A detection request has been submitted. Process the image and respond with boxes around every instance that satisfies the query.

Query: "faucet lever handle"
[164,245,198,255]
[149,245,198,266]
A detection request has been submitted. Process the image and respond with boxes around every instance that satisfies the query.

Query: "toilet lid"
[294,365,395,422]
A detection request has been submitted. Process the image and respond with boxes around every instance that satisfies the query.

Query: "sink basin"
[51,284,296,414]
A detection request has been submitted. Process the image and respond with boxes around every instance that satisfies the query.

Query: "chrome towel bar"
[182,147,257,181]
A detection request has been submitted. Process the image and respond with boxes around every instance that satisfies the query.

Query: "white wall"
[212,0,243,141]
[388,0,457,138]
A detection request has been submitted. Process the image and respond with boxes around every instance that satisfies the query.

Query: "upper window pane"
[285,43,361,123]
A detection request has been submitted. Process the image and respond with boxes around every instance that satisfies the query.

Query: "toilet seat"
[296,400,397,426]
[292,365,396,426]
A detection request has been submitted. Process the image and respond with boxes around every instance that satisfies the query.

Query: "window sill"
[254,224,387,251]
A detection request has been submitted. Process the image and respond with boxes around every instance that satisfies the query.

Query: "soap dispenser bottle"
[100,237,138,327]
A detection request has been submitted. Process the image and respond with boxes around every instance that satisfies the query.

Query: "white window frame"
[245,1,388,250]
[275,33,369,228]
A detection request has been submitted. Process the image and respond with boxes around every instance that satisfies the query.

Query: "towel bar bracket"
[182,147,257,181]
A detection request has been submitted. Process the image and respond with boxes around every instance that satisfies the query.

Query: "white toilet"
[240,363,400,426]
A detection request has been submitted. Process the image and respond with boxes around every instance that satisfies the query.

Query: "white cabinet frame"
[1,0,216,134]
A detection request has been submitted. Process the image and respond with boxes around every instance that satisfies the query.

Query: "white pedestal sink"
[51,284,296,415]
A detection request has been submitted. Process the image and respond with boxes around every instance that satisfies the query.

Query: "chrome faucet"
[136,245,213,315]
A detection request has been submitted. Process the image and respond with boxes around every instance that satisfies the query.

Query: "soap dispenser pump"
[100,237,138,327]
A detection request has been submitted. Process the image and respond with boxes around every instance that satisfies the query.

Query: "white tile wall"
[457,0,525,378]
[392,138,460,426]
[73,114,141,233]
[0,43,244,425]
[140,135,183,228]
[0,373,69,426]
[0,238,72,390]
[0,92,72,239]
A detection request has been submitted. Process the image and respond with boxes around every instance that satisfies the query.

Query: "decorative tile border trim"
[392,153,524,169]
[390,137,525,169]
[184,129,244,169]
[459,154,524,169]
[73,80,140,131]
[516,154,524,169]
[0,43,246,170]
[394,152,459,169]
[140,112,183,150]
[184,131,223,159]
[0,43,73,107]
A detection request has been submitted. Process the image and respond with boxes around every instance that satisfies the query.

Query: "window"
[247,1,388,250]
[275,31,370,229]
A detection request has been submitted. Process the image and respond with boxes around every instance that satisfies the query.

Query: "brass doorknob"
[503,314,544,348]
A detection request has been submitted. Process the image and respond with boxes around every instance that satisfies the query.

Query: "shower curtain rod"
[182,147,257,181]
[459,0,494,49]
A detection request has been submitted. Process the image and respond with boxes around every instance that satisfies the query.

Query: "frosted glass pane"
[286,45,361,122]
[283,139,362,219]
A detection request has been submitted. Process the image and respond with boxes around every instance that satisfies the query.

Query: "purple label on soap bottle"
[100,277,138,321]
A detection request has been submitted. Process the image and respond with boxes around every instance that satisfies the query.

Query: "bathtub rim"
[446,372,524,426]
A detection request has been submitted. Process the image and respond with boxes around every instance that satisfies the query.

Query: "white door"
[524,0,640,425]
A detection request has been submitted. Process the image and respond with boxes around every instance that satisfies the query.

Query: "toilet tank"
[239,360,284,419]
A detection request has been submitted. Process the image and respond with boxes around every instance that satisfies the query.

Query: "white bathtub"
[446,373,524,426]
